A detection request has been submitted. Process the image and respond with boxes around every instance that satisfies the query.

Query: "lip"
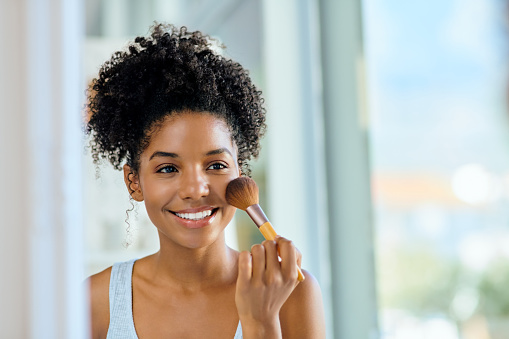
[168,207,219,229]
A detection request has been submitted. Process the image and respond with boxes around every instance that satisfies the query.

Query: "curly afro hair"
[85,23,266,176]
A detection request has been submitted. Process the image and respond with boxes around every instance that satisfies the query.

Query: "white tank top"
[106,259,243,338]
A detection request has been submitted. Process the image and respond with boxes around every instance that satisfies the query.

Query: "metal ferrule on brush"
[245,204,269,228]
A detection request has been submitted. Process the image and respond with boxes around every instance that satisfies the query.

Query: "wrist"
[239,315,282,339]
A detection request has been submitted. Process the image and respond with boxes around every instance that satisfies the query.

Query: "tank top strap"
[106,259,138,339]
[234,320,243,338]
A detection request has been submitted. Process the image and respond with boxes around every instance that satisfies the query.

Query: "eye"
[207,162,227,170]
[157,165,178,174]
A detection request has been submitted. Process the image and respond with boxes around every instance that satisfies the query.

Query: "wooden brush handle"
[259,222,305,282]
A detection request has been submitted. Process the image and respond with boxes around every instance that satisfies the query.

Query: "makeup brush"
[226,177,305,282]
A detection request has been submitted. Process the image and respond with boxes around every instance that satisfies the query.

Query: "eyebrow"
[149,148,233,161]
[206,148,233,157]
[149,151,179,160]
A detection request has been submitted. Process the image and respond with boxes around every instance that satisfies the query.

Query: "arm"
[86,267,111,339]
[280,270,326,338]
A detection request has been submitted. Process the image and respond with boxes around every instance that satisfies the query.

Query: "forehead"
[144,112,235,154]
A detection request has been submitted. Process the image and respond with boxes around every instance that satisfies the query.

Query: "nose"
[178,168,210,200]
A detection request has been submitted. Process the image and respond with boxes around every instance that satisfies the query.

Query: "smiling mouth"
[171,208,219,221]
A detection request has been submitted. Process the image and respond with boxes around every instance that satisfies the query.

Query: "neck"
[150,231,238,290]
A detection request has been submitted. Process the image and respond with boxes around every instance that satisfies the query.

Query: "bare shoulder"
[280,269,326,338]
[85,266,112,339]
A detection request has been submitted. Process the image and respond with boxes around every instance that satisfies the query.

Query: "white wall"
[0,0,87,337]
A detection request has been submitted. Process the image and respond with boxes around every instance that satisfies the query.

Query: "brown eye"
[158,165,178,173]
[207,163,227,170]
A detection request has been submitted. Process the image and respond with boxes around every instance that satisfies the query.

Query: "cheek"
[212,175,238,221]
[142,180,175,207]
[223,204,237,218]
[221,204,237,230]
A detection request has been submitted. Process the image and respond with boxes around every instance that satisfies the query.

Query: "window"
[364,1,509,338]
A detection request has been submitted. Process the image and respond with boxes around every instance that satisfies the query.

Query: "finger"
[296,247,303,268]
[237,251,252,284]
[276,237,298,281]
[262,239,279,273]
[251,244,266,280]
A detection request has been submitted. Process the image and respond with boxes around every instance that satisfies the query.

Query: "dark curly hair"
[85,23,266,176]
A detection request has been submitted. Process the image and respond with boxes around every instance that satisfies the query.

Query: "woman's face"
[127,112,240,249]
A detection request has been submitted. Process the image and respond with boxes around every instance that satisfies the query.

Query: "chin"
[160,227,226,251]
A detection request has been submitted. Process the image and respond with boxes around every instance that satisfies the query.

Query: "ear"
[123,164,144,202]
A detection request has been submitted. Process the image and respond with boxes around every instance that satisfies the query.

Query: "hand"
[235,237,302,337]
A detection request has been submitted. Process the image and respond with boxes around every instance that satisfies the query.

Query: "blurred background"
[2,0,509,338]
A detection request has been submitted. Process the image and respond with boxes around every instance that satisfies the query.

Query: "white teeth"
[175,209,213,220]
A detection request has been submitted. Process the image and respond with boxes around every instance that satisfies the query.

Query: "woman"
[86,24,325,338]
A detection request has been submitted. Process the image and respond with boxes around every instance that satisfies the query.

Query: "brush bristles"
[225,177,259,210]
